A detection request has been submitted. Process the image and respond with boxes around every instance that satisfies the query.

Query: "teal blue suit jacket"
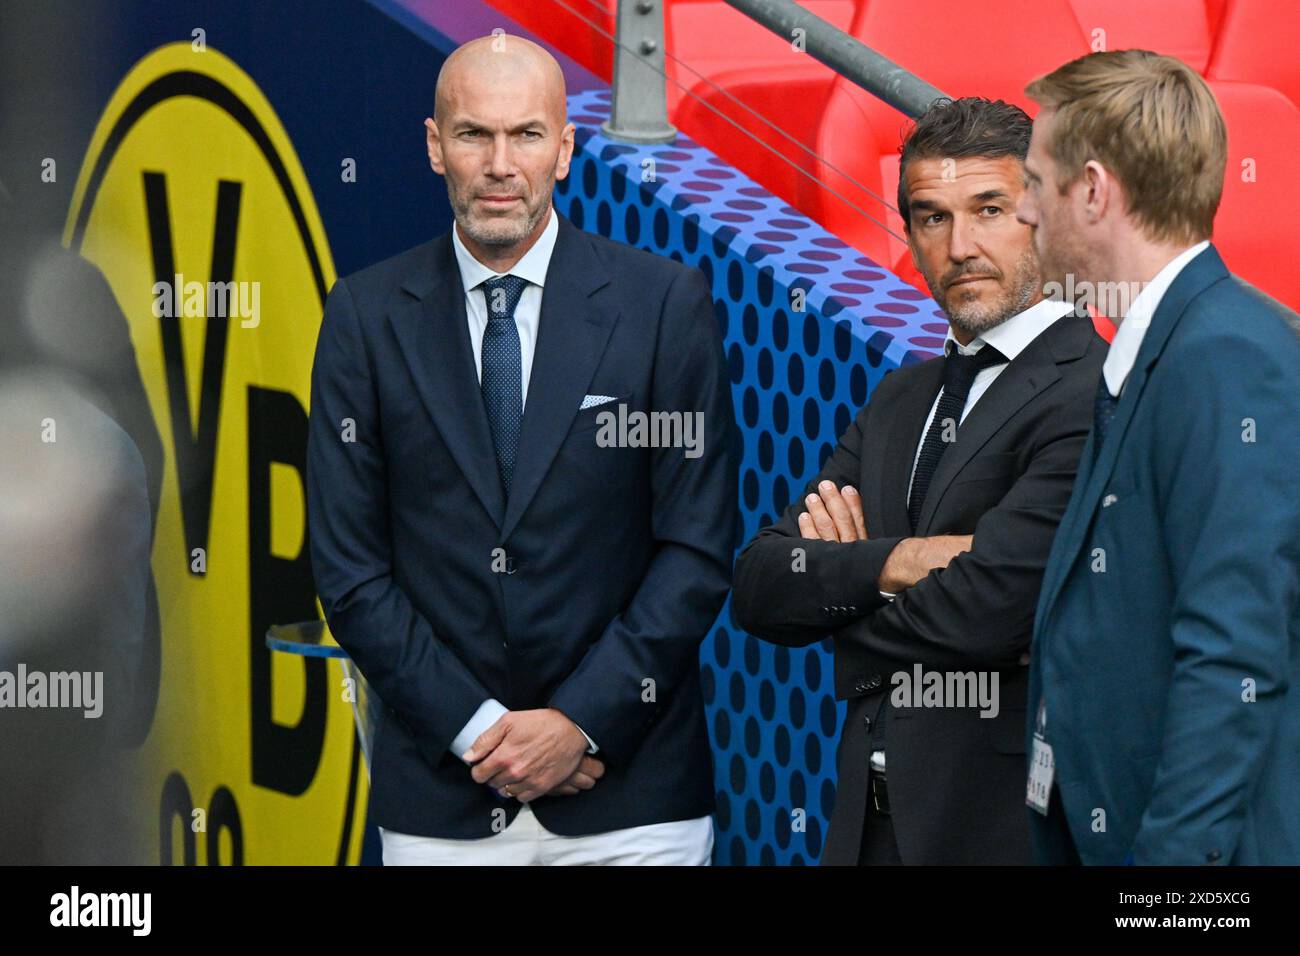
[1028,245,1300,865]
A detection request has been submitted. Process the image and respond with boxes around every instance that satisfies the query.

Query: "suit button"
[865,674,882,691]
[862,714,872,732]
[853,677,870,694]
[1019,652,1031,666]
[1206,849,1222,864]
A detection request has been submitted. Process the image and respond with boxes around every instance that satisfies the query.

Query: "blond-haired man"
[1019,50,1300,865]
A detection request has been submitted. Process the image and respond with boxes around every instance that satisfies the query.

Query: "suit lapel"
[878,359,944,537]
[914,357,1059,534]
[1036,246,1230,623]
[388,234,505,528]
[912,315,1094,533]
[385,215,621,537]
[500,215,619,541]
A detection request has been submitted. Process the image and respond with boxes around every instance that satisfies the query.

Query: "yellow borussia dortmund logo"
[65,43,365,865]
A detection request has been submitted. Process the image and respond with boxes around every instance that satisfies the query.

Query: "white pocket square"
[580,394,618,410]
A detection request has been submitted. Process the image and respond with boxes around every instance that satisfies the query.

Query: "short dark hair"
[897,97,1032,230]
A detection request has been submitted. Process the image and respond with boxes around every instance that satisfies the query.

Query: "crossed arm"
[797,479,971,592]
[733,389,974,648]
[734,376,1092,670]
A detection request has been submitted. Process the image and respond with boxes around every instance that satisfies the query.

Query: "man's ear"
[554,121,576,181]
[425,118,444,174]
[1082,159,1113,225]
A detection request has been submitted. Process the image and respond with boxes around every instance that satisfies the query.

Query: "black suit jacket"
[307,211,738,838]
[733,312,1105,864]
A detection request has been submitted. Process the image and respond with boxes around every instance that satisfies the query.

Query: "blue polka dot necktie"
[478,274,529,498]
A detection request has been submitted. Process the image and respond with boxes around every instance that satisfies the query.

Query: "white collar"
[944,295,1075,360]
[1102,240,1211,396]
[451,205,559,293]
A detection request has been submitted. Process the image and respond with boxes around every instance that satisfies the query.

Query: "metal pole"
[602,0,677,144]
[723,0,948,118]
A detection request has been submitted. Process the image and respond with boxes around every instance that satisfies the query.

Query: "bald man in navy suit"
[307,35,736,865]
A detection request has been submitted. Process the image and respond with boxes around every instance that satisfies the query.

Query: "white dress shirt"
[1102,240,1210,398]
[879,297,1076,601]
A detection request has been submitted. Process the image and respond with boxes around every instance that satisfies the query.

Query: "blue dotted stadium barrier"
[558,87,948,864]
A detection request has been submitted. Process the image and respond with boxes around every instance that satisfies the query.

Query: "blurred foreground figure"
[0,192,159,864]
[0,372,151,864]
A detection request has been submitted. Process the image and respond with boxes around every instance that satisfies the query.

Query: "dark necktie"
[478,274,529,498]
[1092,373,1120,465]
[907,344,1007,530]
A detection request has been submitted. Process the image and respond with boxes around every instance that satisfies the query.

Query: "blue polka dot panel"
[557,87,946,865]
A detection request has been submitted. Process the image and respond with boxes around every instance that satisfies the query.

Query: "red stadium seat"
[665,2,861,217]
[671,66,843,209]
[664,1,860,114]
[1206,81,1300,309]
[482,0,617,81]
[1204,0,1229,36]
[1207,0,1300,110]
[806,0,1089,274]
[1068,0,1215,72]
[478,0,1297,308]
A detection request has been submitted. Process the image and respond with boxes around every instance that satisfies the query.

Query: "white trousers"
[380,804,714,865]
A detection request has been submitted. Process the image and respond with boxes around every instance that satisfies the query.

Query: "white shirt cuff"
[879,590,897,602]
[451,698,509,763]
[452,700,598,760]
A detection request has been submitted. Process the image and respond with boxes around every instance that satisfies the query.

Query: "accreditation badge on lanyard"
[1026,698,1055,816]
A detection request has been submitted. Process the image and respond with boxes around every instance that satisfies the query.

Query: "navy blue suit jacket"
[307,211,737,838]
[1029,245,1300,864]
